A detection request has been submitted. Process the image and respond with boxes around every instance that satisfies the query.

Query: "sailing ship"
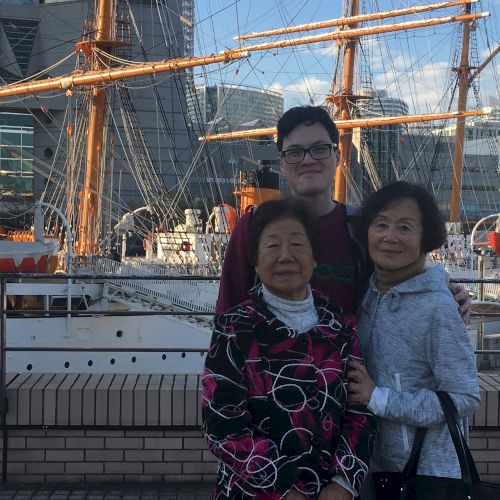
[0,0,498,374]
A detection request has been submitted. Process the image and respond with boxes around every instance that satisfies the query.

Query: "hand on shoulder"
[448,282,471,324]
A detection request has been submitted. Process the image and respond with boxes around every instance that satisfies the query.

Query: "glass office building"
[355,89,409,186]
[0,112,34,200]
[188,83,284,130]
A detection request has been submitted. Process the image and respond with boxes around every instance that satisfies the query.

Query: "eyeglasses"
[280,143,337,164]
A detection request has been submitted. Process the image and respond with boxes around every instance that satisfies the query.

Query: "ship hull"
[7,313,210,374]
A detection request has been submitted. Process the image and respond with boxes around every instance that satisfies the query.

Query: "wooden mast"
[0,0,490,235]
[334,0,358,203]
[76,0,113,255]
[449,1,472,223]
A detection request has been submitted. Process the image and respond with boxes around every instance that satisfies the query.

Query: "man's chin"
[293,185,329,198]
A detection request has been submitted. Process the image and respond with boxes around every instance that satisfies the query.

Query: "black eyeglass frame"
[280,143,338,164]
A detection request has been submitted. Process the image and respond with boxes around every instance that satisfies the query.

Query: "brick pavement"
[0,483,213,500]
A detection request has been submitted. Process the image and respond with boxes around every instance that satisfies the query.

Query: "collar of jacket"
[243,284,347,342]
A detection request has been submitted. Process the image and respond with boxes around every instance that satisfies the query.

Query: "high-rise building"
[431,108,500,142]
[0,112,33,201]
[185,83,284,207]
[188,83,284,130]
[399,114,499,222]
[349,90,499,222]
[0,0,193,209]
[353,89,409,190]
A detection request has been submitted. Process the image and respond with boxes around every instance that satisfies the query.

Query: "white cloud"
[373,61,452,113]
[358,37,386,72]
[315,44,337,57]
[276,76,331,108]
[268,82,283,92]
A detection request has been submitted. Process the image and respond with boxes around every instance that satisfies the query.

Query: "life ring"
[180,241,191,252]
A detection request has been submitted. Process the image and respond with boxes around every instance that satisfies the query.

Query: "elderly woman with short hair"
[202,198,376,500]
[347,181,480,499]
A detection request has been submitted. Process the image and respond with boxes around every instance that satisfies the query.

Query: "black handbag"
[372,391,500,499]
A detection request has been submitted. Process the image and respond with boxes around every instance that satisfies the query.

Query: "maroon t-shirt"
[216,203,359,315]
[311,204,357,314]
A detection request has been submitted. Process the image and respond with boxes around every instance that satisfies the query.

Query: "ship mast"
[76,0,114,255]
[0,0,490,233]
[449,1,472,224]
[199,110,490,141]
[235,1,477,40]
[334,0,358,203]
[0,8,486,98]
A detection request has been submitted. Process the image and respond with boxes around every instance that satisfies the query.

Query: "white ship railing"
[93,258,217,312]
[442,261,500,302]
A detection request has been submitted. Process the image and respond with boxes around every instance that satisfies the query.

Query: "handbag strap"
[400,391,478,485]
[401,426,427,477]
[435,391,479,483]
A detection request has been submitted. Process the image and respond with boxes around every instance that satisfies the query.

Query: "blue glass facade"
[0,112,34,199]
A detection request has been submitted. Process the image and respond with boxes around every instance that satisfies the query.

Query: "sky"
[193,0,499,114]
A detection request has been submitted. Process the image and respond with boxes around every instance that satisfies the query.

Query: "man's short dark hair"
[357,181,447,253]
[277,106,339,152]
[249,198,320,267]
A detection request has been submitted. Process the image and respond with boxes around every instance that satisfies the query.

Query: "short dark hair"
[277,106,339,152]
[357,181,447,253]
[249,198,320,267]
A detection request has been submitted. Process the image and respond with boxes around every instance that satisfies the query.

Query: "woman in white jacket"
[347,181,480,499]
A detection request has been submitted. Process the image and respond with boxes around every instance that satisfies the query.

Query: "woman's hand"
[449,283,471,324]
[284,490,307,500]
[317,482,353,499]
[347,360,376,406]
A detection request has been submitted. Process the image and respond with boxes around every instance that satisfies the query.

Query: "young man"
[215,105,469,318]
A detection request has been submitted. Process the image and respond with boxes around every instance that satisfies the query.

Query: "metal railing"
[0,272,499,412]
[0,270,221,482]
[95,258,218,313]
[0,272,220,413]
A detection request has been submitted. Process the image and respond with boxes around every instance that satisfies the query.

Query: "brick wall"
[470,430,500,483]
[469,373,500,483]
[1,427,500,485]
[0,372,499,485]
[0,428,217,484]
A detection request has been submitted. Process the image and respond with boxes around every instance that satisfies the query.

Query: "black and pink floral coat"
[202,287,376,499]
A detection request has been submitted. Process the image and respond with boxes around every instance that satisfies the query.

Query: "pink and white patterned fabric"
[202,287,377,499]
